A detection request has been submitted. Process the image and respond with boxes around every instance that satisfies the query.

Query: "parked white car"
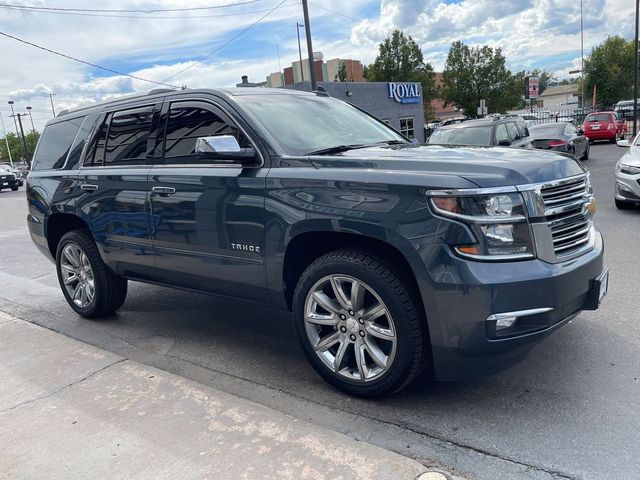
[615,133,640,209]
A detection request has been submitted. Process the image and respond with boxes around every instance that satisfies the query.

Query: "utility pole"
[12,113,29,165]
[26,106,35,132]
[0,112,14,166]
[633,0,639,137]
[296,22,305,83]
[49,92,56,117]
[301,0,317,91]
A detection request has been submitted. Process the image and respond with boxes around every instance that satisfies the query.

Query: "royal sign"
[387,82,421,104]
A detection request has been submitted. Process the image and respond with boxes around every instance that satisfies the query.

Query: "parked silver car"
[615,133,640,209]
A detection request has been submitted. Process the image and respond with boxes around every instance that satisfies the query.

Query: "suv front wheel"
[293,248,427,397]
[56,230,128,318]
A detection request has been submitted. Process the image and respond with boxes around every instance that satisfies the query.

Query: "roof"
[540,84,579,97]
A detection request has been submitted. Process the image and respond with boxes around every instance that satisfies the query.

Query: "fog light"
[490,315,518,330]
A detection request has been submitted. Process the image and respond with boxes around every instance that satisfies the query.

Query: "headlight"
[430,192,534,260]
[617,162,640,175]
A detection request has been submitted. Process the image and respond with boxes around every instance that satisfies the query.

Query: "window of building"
[400,117,415,139]
[163,101,248,164]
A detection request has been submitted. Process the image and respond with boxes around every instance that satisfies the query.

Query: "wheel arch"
[46,213,90,258]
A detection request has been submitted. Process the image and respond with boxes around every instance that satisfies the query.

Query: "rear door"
[148,97,269,302]
[76,103,160,277]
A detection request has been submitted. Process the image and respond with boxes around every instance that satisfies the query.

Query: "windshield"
[235,94,407,156]
[585,113,612,122]
[529,125,564,138]
[0,166,12,173]
[427,126,493,146]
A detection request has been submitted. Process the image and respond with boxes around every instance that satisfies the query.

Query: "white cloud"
[0,0,634,129]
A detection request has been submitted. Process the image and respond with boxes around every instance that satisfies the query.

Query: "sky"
[0,0,636,132]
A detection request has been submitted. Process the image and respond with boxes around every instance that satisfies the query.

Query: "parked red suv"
[582,111,627,143]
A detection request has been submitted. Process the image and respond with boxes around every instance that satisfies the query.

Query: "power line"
[0,3,293,20]
[0,30,179,89]
[308,2,359,21]
[162,0,290,82]
[0,1,262,14]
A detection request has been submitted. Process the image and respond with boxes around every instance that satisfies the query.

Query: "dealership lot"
[0,142,638,479]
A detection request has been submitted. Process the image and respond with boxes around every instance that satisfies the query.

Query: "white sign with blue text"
[387,82,421,104]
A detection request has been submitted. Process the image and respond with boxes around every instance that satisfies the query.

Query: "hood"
[309,144,586,188]
[620,145,640,166]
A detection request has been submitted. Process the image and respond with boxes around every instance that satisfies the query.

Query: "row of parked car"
[0,163,25,192]
[425,110,628,161]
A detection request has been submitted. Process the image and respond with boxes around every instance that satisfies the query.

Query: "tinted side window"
[163,101,248,164]
[103,106,154,166]
[32,117,85,170]
[506,122,520,141]
[495,124,509,144]
[516,120,529,138]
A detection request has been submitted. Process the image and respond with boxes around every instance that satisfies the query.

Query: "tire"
[11,186,18,191]
[292,248,427,397]
[615,198,633,210]
[56,229,127,318]
[580,143,590,160]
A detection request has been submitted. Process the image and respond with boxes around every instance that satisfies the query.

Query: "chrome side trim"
[487,307,554,322]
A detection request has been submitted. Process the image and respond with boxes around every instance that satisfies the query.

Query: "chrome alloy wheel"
[60,243,95,308]
[304,274,397,383]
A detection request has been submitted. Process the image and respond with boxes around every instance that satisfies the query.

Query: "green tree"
[584,35,635,106]
[366,30,436,117]
[0,130,40,164]
[441,41,522,116]
[336,60,347,82]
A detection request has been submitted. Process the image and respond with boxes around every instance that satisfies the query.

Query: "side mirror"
[617,139,630,148]
[195,135,259,165]
[498,139,512,146]
[196,135,241,154]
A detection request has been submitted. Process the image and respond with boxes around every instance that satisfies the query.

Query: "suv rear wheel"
[56,230,127,318]
[292,248,426,397]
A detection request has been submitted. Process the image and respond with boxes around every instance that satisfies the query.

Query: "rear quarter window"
[32,117,85,170]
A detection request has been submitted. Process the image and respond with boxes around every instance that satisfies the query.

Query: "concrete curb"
[0,313,433,479]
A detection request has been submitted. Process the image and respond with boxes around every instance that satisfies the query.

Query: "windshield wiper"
[306,140,408,156]
[306,144,369,156]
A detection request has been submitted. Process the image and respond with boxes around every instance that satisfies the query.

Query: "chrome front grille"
[539,175,593,259]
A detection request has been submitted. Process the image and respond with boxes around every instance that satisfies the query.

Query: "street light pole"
[633,0,639,137]
[580,0,585,110]
[49,92,56,117]
[301,0,317,91]
[26,106,35,132]
[8,101,19,138]
[296,22,305,83]
[11,113,29,164]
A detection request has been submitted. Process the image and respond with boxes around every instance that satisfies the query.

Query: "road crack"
[0,358,126,414]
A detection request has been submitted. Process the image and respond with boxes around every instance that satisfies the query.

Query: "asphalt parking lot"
[0,142,638,480]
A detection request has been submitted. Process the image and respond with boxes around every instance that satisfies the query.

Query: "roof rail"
[148,88,175,95]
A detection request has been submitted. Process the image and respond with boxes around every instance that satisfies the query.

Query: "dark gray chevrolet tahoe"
[27,88,608,396]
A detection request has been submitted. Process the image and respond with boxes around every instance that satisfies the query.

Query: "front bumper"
[0,177,18,189]
[423,228,605,381]
[615,170,640,203]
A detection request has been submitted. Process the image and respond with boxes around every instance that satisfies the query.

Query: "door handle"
[80,184,99,192]
[151,186,176,196]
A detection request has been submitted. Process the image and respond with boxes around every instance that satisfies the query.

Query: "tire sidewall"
[56,232,101,317]
[293,255,419,396]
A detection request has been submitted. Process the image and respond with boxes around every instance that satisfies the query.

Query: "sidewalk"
[0,312,435,480]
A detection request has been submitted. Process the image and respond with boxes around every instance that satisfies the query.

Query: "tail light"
[548,140,567,147]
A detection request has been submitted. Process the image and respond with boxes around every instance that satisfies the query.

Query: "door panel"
[148,99,268,302]
[75,104,159,277]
